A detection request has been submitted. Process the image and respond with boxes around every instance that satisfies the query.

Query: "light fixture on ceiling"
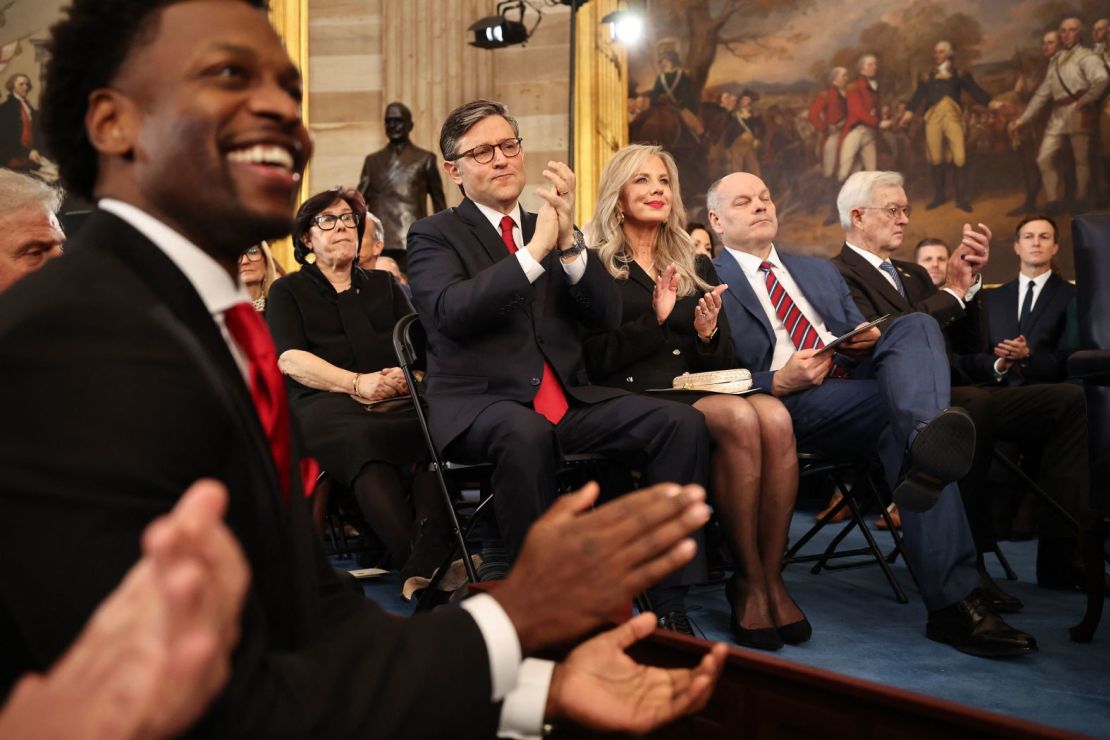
[601,9,644,46]
[469,1,532,49]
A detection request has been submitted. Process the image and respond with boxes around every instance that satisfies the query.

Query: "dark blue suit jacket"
[973,273,1075,384]
[713,249,865,390]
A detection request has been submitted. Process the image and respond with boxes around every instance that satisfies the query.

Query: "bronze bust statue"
[357,102,446,255]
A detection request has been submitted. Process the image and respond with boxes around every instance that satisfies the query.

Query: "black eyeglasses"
[450,137,523,165]
[240,246,262,262]
[312,212,360,230]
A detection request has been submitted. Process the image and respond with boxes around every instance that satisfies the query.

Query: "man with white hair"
[838,54,888,184]
[357,209,385,270]
[831,170,1096,598]
[1009,17,1109,214]
[900,41,992,212]
[0,169,64,293]
[708,170,1037,658]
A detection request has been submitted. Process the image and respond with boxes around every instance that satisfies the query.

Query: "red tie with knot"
[499,215,569,425]
[759,260,848,378]
[224,303,316,501]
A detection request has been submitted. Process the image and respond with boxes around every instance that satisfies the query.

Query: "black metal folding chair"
[783,452,913,603]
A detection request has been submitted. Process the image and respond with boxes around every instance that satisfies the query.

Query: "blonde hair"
[258,240,279,298]
[592,144,710,297]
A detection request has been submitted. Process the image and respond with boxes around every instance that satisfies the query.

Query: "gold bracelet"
[352,373,362,396]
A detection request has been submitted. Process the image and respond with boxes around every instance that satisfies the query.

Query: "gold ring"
[557,190,567,196]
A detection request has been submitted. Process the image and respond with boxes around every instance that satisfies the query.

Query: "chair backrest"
[1071,215,1110,349]
[391,312,445,465]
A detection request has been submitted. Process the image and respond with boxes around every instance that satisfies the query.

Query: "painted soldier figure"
[1010,17,1109,214]
[901,41,992,212]
[808,66,849,222]
[0,74,45,174]
[839,54,888,184]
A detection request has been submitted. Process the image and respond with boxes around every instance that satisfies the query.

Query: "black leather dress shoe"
[657,610,695,636]
[977,567,1023,613]
[893,408,975,513]
[926,590,1037,658]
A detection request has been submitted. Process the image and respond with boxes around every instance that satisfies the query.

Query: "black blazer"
[831,244,983,385]
[972,273,1076,384]
[407,198,626,450]
[583,255,736,391]
[0,211,498,739]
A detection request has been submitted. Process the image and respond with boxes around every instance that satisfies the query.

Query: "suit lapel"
[85,211,284,504]
[455,198,512,266]
[715,252,774,346]
[1025,273,1061,336]
[838,244,908,311]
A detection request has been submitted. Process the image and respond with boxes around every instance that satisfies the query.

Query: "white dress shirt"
[724,245,835,370]
[99,199,552,739]
[473,199,586,285]
[1015,270,1052,319]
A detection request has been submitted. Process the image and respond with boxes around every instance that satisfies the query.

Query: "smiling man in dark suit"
[406,99,710,631]
[709,170,1037,658]
[975,215,1076,385]
[0,2,727,736]
[831,171,1094,594]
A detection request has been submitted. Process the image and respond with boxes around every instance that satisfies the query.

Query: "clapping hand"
[993,335,1029,372]
[535,161,576,252]
[546,612,727,734]
[652,264,681,325]
[693,285,727,341]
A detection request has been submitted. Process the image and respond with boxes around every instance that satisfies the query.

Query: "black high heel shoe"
[725,579,783,651]
[776,616,813,645]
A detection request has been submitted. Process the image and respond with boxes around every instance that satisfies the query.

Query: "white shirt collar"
[98,198,249,316]
[1019,269,1052,291]
[725,244,782,277]
[472,199,522,235]
[845,242,889,269]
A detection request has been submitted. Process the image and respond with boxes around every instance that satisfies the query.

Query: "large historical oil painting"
[628,0,1110,280]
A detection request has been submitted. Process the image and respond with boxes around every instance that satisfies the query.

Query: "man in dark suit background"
[975,215,1076,386]
[407,99,710,630]
[709,171,1037,658]
[0,1,726,736]
[0,73,46,173]
[831,170,1093,593]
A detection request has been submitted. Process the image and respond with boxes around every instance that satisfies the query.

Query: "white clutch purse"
[671,368,753,394]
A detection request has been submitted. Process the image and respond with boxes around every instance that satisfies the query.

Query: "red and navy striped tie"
[760,260,847,377]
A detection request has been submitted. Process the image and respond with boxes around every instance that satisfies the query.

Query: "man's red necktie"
[499,215,568,425]
[224,303,317,500]
[760,260,848,378]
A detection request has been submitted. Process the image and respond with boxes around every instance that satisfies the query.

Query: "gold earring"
[305,251,316,265]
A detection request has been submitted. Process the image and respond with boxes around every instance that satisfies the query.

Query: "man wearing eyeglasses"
[709,170,1038,658]
[832,171,1098,598]
[407,99,710,631]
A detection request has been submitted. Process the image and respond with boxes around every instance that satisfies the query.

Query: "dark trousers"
[952,382,1089,547]
[448,393,710,583]
[781,313,979,610]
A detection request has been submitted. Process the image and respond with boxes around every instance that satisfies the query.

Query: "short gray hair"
[365,210,385,243]
[857,54,876,73]
[0,170,62,220]
[439,99,519,160]
[706,176,726,213]
[828,66,848,84]
[935,40,953,58]
[836,171,904,230]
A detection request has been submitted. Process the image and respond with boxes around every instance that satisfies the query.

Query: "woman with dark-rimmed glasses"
[266,187,453,598]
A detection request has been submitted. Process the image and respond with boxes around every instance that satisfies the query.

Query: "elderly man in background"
[0,169,64,293]
[357,209,386,270]
[1009,17,1109,214]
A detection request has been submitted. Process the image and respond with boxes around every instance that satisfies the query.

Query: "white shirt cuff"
[992,357,1008,380]
[460,593,522,701]
[497,658,556,739]
[560,249,587,285]
[516,249,546,284]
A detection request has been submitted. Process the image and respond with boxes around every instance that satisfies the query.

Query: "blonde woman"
[238,240,278,312]
[582,144,806,650]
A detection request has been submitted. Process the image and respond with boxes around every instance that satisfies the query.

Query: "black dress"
[583,255,736,402]
[266,264,423,485]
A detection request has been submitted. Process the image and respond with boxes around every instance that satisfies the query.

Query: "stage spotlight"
[601,10,644,45]
[469,1,531,49]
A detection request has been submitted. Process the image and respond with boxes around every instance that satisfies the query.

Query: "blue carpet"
[340,511,1110,738]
